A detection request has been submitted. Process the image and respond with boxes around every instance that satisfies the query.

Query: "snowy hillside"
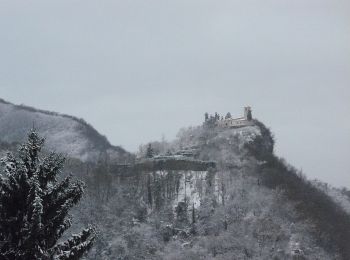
[1,102,349,259]
[313,180,350,215]
[0,98,131,162]
[68,119,349,259]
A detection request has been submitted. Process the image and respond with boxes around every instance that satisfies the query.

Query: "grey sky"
[0,0,349,187]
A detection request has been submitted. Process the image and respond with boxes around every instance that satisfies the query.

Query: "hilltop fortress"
[217,106,253,128]
[205,107,254,128]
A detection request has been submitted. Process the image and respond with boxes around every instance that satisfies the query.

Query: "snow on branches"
[0,129,95,259]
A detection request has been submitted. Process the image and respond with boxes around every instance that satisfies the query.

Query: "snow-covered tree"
[0,130,95,259]
[146,144,154,158]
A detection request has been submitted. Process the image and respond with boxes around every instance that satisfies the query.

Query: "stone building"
[216,107,253,128]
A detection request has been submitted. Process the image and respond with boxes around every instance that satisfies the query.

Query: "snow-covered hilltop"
[1,100,350,259]
[0,98,131,162]
[92,112,349,259]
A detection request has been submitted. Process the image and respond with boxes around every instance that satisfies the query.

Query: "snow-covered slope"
[313,180,350,215]
[74,121,344,259]
[0,98,131,162]
[1,101,346,259]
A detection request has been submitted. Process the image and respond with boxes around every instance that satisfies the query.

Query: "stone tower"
[244,106,252,121]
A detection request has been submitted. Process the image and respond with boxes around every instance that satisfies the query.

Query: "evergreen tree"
[214,112,219,121]
[204,112,209,122]
[146,144,154,158]
[0,130,95,260]
[246,109,252,121]
[225,112,232,119]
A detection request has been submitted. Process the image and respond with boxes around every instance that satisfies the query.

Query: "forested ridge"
[1,108,350,259]
[64,119,350,259]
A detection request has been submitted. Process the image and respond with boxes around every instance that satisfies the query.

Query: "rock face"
[0,98,131,162]
[115,123,264,215]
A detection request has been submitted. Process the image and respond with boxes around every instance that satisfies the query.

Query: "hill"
[70,117,349,259]
[1,102,349,259]
[0,98,132,163]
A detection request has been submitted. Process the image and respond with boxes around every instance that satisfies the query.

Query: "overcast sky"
[0,0,349,187]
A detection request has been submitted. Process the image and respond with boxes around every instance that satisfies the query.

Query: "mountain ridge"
[0,98,131,163]
[1,98,350,259]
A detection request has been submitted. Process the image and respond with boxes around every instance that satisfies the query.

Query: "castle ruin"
[216,106,253,128]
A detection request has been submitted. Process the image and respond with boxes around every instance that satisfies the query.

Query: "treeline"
[203,112,231,126]
[249,121,350,259]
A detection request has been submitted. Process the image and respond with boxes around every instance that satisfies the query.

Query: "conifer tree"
[0,130,95,260]
[214,112,219,121]
[246,109,252,121]
[204,112,209,122]
[146,144,154,158]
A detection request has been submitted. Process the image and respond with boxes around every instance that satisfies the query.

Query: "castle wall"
[217,118,254,128]
[217,107,253,128]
